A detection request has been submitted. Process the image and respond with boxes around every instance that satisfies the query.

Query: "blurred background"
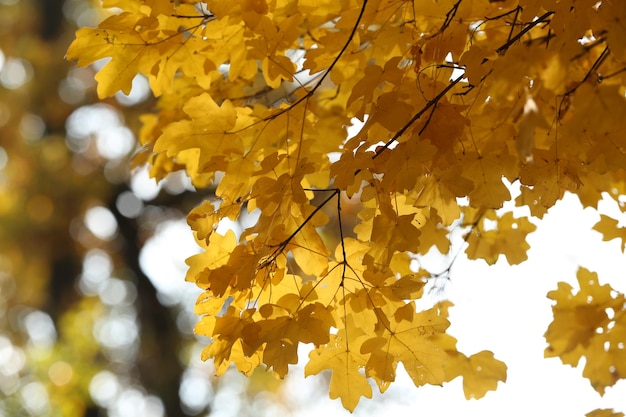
[0,1,303,415]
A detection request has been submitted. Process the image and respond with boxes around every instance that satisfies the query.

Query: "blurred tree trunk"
[36,0,65,41]
[109,186,187,417]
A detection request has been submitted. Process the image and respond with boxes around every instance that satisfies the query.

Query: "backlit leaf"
[545,267,626,394]
[305,332,373,412]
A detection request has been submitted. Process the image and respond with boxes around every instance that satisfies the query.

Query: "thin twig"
[506,6,521,44]
[239,0,370,130]
[496,11,554,55]
[427,0,463,39]
[563,46,610,97]
[260,189,339,269]
[372,73,465,159]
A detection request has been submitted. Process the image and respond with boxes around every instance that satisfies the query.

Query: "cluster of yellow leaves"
[545,268,626,395]
[67,0,626,411]
[463,208,537,265]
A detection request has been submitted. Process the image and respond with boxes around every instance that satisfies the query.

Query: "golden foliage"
[68,0,626,411]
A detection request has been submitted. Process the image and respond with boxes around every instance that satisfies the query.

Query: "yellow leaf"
[330,148,375,197]
[347,64,384,115]
[545,267,626,394]
[313,238,370,305]
[462,151,514,209]
[197,307,257,371]
[154,93,251,171]
[545,268,617,358]
[465,211,536,265]
[305,333,372,412]
[414,165,471,226]
[459,45,494,86]
[186,230,237,287]
[215,339,262,376]
[376,139,437,193]
[262,54,297,88]
[364,213,421,269]
[188,200,242,244]
[368,92,414,132]
[361,304,449,389]
[67,4,216,97]
[593,214,626,252]
[244,303,332,378]
[419,102,469,151]
[67,16,148,97]
[448,350,508,400]
[387,274,426,300]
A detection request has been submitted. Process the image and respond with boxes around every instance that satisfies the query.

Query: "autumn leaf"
[364,213,421,269]
[67,4,218,97]
[431,302,507,400]
[305,332,373,412]
[545,267,626,394]
[197,306,257,371]
[413,165,471,226]
[445,350,508,400]
[153,93,253,176]
[593,214,626,252]
[464,211,537,265]
[243,302,332,378]
[361,304,449,390]
[188,200,242,244]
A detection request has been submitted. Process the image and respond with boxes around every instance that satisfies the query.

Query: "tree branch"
[495,11,554,55]
[372,73,465,159]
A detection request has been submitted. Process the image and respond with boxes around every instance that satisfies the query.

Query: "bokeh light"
[115,75,150,106]
[48,361,74,386]
[22,310,57,349]
[139,219,201,307]
[84,206,118,241]
[116,191,143,219]
[19,113,46,142]
[0,57,32,89]
[20,381,49,415]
